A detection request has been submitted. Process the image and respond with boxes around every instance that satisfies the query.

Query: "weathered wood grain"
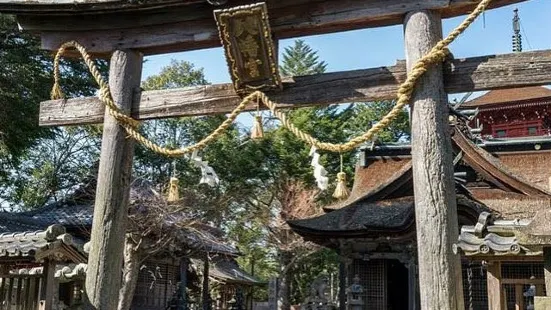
[85,50,142,310]
[405,10,463,310]
[20,0,526,55]
[487,262,503,310]
[39,50,551,126]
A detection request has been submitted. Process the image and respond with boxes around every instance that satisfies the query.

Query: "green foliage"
[279,40,327,77]
[0,14,106,209]
[228,219,278,300]
[0,14,50,163]
[351,101,410,143]
[142,60,207,90]
[135,61,276,224]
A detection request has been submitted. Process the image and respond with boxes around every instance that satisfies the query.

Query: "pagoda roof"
[288,195,488,246]
[327,127,550,211]
[289,124,551,244]
[462,86,551,109]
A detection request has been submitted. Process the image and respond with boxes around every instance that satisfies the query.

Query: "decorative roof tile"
[454,212,541,256]
[15,263,87,283]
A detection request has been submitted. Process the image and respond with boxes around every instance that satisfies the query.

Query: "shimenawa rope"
[50,0,491,156]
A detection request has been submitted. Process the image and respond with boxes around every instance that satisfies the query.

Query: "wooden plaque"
[215,2,282,94]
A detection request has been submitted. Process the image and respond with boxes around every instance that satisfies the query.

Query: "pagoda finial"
[512,8,522,52]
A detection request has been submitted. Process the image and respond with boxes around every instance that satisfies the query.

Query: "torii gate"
[1,0,550,309]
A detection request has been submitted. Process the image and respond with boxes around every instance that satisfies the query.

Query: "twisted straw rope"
[50,0,490,156]
[258,0,491,153]
[51,41,257,157]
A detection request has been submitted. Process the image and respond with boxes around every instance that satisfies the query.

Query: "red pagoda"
[462,86,551,139]
[462,9,551,139]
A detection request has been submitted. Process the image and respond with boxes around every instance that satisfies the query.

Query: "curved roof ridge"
[452,128,551,196]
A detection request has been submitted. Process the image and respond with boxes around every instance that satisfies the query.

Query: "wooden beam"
[515,284,524,310]
[14,0,526,55]
[85,50,142,309]
[39,50,551,127]
[502,278,545,285]
[39,259,56,310]
[405,10,463,310]
[487,261,503,310]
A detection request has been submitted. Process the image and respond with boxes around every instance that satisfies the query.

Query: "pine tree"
[279,40,327,76]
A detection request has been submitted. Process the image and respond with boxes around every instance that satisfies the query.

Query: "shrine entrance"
[387,260,409,310]
[348,259,411,310]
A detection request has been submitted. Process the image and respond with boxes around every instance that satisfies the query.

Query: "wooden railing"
[0,274,44,310]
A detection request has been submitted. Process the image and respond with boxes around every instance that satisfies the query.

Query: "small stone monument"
[346,275,364,310]
[301,275,336,310]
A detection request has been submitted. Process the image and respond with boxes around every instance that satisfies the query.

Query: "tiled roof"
[174,227,240,256]
[462,86,551,108]
[0,224,86,262]
[2,179,240,256]
[23,203,93,228]
[0,212,47,233]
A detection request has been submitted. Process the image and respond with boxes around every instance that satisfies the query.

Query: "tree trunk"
[118,235,142,310]
[85,49,143,309]
[404,10,464,310]
[278,251,292,310]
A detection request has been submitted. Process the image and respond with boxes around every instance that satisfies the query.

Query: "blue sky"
[143,0,551,89]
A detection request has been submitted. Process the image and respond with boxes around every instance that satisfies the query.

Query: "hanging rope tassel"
[167,177,180,202]
[332,155,350,200]
[251,97,264,140]
[251,115,264,140]
[333,172,350,200]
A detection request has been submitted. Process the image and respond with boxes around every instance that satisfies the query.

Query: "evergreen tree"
[279,40,327,76]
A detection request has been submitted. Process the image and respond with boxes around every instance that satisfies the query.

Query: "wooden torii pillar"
[2,1,547,309]
[84,50,143,309]
[404,10,464,309]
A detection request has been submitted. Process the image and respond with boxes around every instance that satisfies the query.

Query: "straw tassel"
[251,115,264,139]
[332,172,350,200]
[167,177,180,202]
[332,154,350,200]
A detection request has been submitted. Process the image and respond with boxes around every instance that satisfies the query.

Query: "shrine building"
[288,11,551,309]
[289,87,551,310]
